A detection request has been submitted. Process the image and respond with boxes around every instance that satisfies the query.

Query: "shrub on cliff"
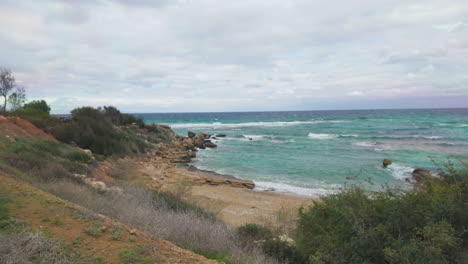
[295,162,468,264]
[52,106,149,156]
[13,100,59,130]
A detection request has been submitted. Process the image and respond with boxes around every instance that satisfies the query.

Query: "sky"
[0,0,467,114]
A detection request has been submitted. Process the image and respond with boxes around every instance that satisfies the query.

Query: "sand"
[137,156,313,227]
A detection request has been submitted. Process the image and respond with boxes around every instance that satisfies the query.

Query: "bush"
[22,100,51,113]
[0,140,89,182]
[13,107,59,130]
[237,224,273,243]
[0,229,70,264]
[295,163,468,264]
[52,106,150,156]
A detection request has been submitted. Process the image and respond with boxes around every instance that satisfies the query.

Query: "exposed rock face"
[382,159,392,168]
[215,134,226,138]
[412,168,432,182]
[188,131,196,138]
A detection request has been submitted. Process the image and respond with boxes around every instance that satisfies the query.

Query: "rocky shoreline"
[144,131,255,189]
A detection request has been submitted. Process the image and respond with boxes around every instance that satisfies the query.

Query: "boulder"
[382,159,392,168]
[204,141,217,148]
[83,149,93,156]
[188,131,196,138]
[198,132,210,139]
[412,168,432,182]
[216,134,226,138]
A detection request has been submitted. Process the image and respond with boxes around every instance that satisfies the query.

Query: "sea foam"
[254,181,340,198]
[307,133,338,139]
[167,120,346,129]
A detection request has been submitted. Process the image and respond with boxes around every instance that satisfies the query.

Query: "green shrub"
[22,100,51,113]
[151,191,216,220]
[0,197,11,229]
[0,140,88,182]
[52,106,150,156]
[119,246,154,264]
[237,224,273,242]
[295,163,468,264]
[13,107,59,130]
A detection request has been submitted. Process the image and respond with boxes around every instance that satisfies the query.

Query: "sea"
[138,109,468,197]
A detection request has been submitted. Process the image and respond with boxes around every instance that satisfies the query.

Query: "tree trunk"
[2,95,6,112]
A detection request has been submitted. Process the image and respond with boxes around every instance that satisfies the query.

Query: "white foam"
[254,181,339,198]
[458,124,468,127]
[340,134,359,137]
[412,135,443,139]
[166,120,347,129]
[243,135,266,140]
[387,163,414,180]
[353,141,377,147]
[307,133,338,139]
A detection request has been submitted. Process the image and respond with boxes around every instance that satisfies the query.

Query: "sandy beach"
[137,153,313,227]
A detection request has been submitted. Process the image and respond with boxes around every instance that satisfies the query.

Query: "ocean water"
[139,109,468,197]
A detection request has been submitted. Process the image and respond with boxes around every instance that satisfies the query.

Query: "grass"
[109,226,122,241]
[0,196,12,229]
[119,245,156,264]
[85,223,103,238]
[39,180,280,264]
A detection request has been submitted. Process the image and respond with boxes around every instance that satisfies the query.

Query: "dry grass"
[0,229,70,264]
[109,159,139,180]
[38,180,281,264]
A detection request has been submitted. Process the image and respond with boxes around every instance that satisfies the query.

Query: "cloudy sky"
[1,0,467,113]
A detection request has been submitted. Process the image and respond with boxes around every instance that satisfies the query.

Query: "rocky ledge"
[150,131,255,189]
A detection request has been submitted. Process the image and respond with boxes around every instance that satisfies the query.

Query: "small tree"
[23,100,51,113]
[8,86,26,111]
[0,68,16,112]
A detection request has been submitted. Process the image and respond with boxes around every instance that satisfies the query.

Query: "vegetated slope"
[0,115,56,142]
[0,171,218,264]
[0,117,218,263]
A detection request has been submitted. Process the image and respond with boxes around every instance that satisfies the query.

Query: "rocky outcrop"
[215,134,226,138]
[193,177,255,189]
[412,168,432,182]
[149,129,254,189]
[188,131,196,138]
[382,159,392,168]
[204,141,217,148]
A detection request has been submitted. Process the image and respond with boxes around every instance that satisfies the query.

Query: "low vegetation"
[0,196,71,264]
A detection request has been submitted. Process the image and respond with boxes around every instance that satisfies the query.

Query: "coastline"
[136,132,313,226]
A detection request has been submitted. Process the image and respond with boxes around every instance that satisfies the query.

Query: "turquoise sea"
[139,109,468,197]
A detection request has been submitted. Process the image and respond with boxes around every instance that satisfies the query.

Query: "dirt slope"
[0,115,56,141]
[0,172,218,264]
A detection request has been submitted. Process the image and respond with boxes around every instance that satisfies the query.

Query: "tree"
[0,68,16,112]
[23,100,51,113]
[8,86,26,111]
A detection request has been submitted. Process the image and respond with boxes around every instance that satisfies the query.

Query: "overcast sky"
[1,0,467,113]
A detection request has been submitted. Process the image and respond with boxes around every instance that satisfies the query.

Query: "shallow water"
[139,109,468,197]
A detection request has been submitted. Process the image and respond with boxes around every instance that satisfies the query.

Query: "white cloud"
[0,0,467,113]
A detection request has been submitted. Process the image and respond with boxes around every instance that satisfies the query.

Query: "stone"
[204,141,217,148]
[382,159,392,168]
[412,168,432,182]
[83,149,92,156]
[188,131,196,138]
[215,134,226,137]
[129,229,137,235]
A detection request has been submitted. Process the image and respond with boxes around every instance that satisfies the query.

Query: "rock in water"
[204,141,217,148]
[412,168,432,182]
[188,131,196,138]
[216,134,226,137]
[382,159,392,168]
